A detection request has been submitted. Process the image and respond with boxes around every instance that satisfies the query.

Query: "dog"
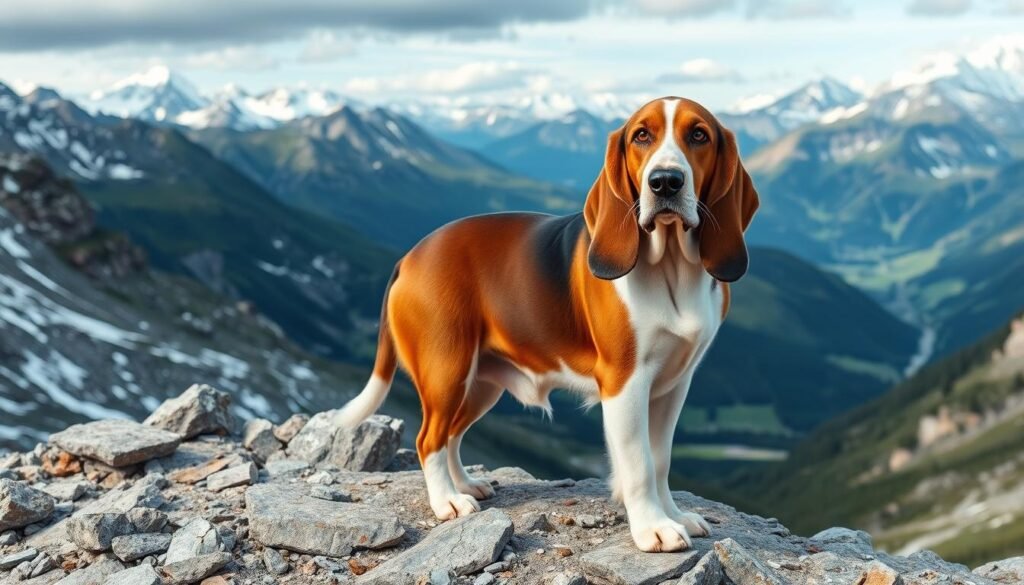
[335,97,759,552]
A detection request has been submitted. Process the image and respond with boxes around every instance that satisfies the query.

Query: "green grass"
[671,444,787,462]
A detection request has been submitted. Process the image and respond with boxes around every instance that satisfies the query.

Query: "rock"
[126,508,168,533]
[246,484,403,556]
[0,479,55,531]
[356,508,513,584]
[55,558,124,585]
[283,410,339,463]
[856,560,903,585]
[167,457,234,485]
[521,511,555,532]
[550,574,587,585]
[385,449,419,472]
[579,535,700,585]
[810,526,873,551]
[262,548,289,575]
[0,547,39,570]
[677,551,723,585]
[66,513,135,552]
[262,459,308,478]
[308,485,352,502]
[473,573,495,585]
[144,384,235,439]
[39,451,82,478]
[242,420,281,463]
[105,564,161,585]
[0,529,18,545]
[714,538,785,585]
[165,518,223,564]
[28,553,57,578]
[41,481,90,502]
[160,552,232,585]
[975,556,1024,584]
[272,414,309,444]
[326,415,404,472]
[111,533,173,562]
[205,463,257,492]
[428,569,454,585]
[49,421,181,467]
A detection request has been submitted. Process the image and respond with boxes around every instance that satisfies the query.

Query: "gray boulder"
[284,410,339,463]
[0,547,39,570]
[111,532,173,562]
[65,513,134,551]
[160,552,231,585]
[975,556,1024,584]
[164,518,223,564]
[126,508,167,533]
[579,535,700,585]
[246,483,404,556]
[273,414,309,444]
[205,462,257,492]
[327,415,404,472]
[356,508,513,584]
[54,558,124,585]
[144,384,235,439]
[242,419,281,462]
[104,564,161,585]
[262,548,289,575]
[49,420,180,467]
[0,479,54,531]
[678,551,723,585]
[714,538,786,585]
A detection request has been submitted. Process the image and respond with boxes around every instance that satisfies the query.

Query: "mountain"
[728,313,1024,567]
[190,106,579,247]
[479,109,622,190]
[0,81,397,361]
[81,66,353,131]
[0,152,415,451]
[395,93,635,149]
[721,77,864,155]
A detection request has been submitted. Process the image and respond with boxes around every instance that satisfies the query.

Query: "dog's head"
[584,97,759,282]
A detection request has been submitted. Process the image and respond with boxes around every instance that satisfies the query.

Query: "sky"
[0,0,1022,111]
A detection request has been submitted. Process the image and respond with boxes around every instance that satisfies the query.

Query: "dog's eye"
[633,129,652,145]
[691,129,708,144]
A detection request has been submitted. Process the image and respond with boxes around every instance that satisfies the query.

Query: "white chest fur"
[614,223,723,398]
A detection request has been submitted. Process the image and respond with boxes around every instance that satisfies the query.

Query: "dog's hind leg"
[447,380,504,500]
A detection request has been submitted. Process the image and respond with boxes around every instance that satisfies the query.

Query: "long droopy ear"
[699,126,759,282]
[584,127,639,280]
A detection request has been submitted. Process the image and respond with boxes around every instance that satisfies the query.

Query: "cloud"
[906,0,972,15]
[344,61,536,95]
[181,46,279,71]
[0,0,592,52]
[656,59,745,83]
[298,31,357,63]
[745,0,851,19]
[628,0,736,17]
[993,0,1024,14]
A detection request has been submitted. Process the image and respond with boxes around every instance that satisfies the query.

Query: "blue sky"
[0,0,1021,110]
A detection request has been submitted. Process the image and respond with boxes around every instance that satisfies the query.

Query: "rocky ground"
[2,385,1023,585]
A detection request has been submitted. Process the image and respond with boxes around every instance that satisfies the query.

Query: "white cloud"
[298,30,357,63]
[746,0,851,19]
[629,0,735,17]
[906,0,972,15]
[657,58,745,83]
[181,46,278,71]
[344,61,535,95]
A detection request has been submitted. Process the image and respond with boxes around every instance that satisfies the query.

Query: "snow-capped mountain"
[395,92,637,149]
[721,77,865,154]
[84,65,206,124]
[80,66,355,131]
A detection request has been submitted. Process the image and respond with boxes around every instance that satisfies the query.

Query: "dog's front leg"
[602,373,693,552]
[649,377,711,538]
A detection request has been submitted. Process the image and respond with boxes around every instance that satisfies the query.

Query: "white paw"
[431,493,481,521]
[456,477,495,500]
[630,518,693,552]
[670,511,711,538]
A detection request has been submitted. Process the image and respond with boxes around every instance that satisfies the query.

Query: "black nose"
[648,169,685,197]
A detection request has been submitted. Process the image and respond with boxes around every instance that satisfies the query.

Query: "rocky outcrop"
[1,384,1020,585]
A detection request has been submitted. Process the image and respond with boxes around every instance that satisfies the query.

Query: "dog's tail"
[334,263,401,428]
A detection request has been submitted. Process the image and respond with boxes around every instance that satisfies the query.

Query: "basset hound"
[336,97,759,552]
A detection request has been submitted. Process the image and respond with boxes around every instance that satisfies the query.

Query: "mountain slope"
[0,152,415,451]
[191,107,579,247]
[728,314,1024,567]
[479,110,621,190]
[1,82,397,361]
